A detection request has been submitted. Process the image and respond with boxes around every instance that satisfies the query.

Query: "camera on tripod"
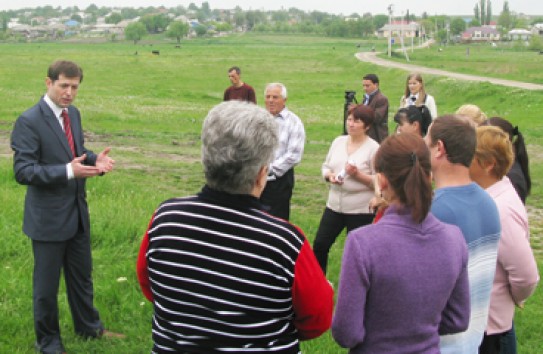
[344,90,357,105]
[343,90,357,134]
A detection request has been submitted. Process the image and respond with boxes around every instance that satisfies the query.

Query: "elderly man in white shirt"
[261,82,305,221]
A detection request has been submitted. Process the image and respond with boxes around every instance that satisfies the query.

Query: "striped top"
[137,186,333,353]
[431,183,501,354]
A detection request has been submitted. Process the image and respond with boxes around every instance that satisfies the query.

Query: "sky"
[1,0,542,16]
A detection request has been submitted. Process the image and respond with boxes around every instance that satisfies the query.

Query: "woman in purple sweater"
[332,133,471,354]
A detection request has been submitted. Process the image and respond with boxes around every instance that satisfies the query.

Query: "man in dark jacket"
[11,60,122,354]
[362,73,389,143]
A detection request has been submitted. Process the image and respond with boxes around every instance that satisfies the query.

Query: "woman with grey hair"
[137,101,333,354]
[202,100,278,194]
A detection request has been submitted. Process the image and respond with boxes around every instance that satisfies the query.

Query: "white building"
[532,23,543,36]
[377,21,420,38]
[508,28,531,41]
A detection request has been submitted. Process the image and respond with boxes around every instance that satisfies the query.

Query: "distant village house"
[377,21,421,39]
[461,26,500,42]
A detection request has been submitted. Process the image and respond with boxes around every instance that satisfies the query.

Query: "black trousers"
[480,331,506,354]
[260,168,294,221]
[312,207,374,275]
[32,229,103,353]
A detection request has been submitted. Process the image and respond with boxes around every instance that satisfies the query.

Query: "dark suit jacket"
[11,97,97,241]
[366,90,389,143]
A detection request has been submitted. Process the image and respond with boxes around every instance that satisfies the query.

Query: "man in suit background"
[11,60,121,354]
[362,73,389,143]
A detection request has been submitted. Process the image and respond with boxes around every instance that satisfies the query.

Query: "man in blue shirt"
[425,114,501,354]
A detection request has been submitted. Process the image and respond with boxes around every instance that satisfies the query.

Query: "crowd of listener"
[146,69,539,353]
[137,69,539,352]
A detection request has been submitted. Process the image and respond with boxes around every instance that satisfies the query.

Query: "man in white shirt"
[261,83,305,221]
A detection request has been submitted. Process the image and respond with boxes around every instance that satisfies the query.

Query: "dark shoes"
[35,330,125,353]
[34,342,66,354]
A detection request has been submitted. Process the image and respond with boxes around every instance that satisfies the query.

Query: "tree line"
[2,1,542,43]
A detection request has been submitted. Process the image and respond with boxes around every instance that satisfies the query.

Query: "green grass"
[382,41,543,84]
[1,34,542,353]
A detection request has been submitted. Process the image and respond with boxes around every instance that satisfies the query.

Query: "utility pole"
[400,10,409,61]
[387,4,393,57]
[446,21,450,46]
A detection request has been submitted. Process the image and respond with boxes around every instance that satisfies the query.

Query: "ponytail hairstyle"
[375,134,432,223]
[483,117,531,195]
[393,105,432,137]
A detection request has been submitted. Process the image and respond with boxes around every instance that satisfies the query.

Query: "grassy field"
[384,41,543,84]
[0,34,542,353]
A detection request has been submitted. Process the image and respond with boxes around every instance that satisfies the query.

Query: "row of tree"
[2,1,542,43]
[472,0,539,31]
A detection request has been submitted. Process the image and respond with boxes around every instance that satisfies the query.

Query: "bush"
[528,35,543,51]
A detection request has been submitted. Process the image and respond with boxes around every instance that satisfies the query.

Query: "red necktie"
[61,109,76,157]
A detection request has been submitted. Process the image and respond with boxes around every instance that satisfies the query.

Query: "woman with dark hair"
[332,133,470,353]
[394,105,432,137]
[312,104,379,276]
[470,126,539,354]
[482,117,531,204]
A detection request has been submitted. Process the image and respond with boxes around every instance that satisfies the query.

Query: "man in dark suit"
[11,60,122,354]
[362,73,389,143]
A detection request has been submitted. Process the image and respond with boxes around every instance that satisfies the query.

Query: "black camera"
[343,91,357,134]
[344,90,357,105]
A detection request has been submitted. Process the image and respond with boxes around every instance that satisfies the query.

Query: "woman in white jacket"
[312,104,379,276]
[399,73,437,119]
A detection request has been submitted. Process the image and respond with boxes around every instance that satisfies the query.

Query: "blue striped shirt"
[432,183,501,354]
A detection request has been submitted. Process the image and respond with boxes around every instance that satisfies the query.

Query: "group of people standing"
[217,66,539,354]
[11,60,539,354]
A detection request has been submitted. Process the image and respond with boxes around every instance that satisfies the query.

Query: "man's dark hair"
[363,74,379,84]
[228,66,241,74]
[429,114,476,168]
[47,60,83,83]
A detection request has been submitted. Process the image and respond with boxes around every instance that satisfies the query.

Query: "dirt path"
[355,51,543,91]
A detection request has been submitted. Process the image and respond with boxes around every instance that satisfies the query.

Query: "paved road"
[355,51,543,91]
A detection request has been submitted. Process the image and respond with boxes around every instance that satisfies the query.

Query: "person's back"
[137,101,332,354]
[333,209,469,353]
[425,115,501,353]
[433,183,500,353]
[332,133,470,354]
[146,190,314,353]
